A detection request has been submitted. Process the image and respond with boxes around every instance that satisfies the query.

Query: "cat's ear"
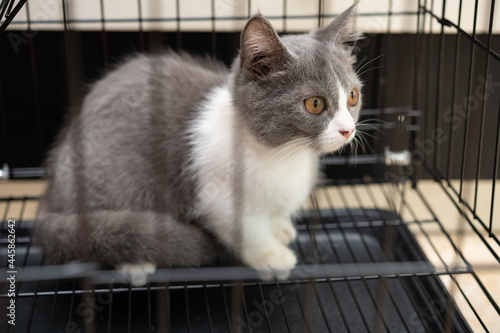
[312,4,362,50]
[240,14,290,80]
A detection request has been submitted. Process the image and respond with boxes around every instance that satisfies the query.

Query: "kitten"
[35,4,362,284]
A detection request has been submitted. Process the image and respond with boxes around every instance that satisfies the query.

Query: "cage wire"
[0,0,500,332]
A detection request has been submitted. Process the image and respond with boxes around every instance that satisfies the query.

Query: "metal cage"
[0,0,499,332]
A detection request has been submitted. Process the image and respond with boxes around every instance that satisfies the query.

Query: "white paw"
[272,218,297,245]
[242,242,297,280]
[116,261,156,286]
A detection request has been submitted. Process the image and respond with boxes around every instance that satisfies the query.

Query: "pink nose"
[339,129,354,138]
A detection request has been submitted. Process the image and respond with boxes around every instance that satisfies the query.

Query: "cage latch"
[0,163,9,179]
[385,146,411,166]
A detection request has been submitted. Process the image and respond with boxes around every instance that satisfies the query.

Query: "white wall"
[6,0,500,34]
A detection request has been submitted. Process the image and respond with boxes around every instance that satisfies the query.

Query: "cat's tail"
[34,210,222,268]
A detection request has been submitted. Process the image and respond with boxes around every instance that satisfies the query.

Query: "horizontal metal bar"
[10,167,44,178]
[4,11,419,27]
[321,154,385,165]
[0,261,460,284]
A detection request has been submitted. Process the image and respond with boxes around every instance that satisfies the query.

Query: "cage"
[0,0,499,332]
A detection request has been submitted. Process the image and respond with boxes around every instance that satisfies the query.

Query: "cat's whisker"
[356,138,366,155]
[285,141,321,170]
[356,130,378,139]
[357,65,384,77]
[349,34,364,58]
[355,55,368,70]
[355,132,373,154]
[349,140,359,167]
[274,141,313,167]
[355,53,385,75]
[263,137,310,159]
[357,118,386,123]
[263,137,310,162]
[356,119,387,126]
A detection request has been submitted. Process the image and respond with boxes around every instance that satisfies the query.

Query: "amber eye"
[348,88,359,106]
[304,97,326,115]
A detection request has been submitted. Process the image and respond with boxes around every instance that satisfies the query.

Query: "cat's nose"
[339,129,354,138]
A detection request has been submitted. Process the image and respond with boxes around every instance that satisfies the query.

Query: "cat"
[35,4,363,285]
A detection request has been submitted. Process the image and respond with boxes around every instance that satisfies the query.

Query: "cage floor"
[1,181,499,332]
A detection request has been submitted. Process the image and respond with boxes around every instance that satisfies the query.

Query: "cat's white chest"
[190,86,318,224]
[242,144,318,214]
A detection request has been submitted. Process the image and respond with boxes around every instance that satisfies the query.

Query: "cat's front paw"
[242,242,297,280]
[116,261,156,286]
[272,218,297,245]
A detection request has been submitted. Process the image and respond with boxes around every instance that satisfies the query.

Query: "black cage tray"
[1,209,470,332]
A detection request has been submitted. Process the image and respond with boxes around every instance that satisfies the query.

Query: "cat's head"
[231,4,363,154]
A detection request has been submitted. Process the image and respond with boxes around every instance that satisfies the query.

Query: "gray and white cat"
[35,5,362,283]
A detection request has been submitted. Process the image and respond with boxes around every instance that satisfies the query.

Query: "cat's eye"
[304,97,326,115]
[348,88,359,106]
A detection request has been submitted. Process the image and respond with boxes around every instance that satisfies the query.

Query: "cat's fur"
[35,5,362,281]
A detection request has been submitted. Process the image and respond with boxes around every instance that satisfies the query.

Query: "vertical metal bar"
[107,284,113,333]
[256,283,274,332]
[220,283,231,331]
[321,188,374,333]
[203,284,214,333]
[25,253,43,332]
[432,0,447,171]
[47,283,60,332]
[127,286,132,333]
[334,185,391,333]
[473,0,496,216]
[293,225,334,332]
[68,281,77,332]
[411,0,422,188]
[272,282,293,333]
[458,0,480,201]
[99,0,108,65]
[490,103,500,237]
[147,285,152,333]
[157,283,170,332]
[350,185,411,333]
[288,278,313,333]
[175,0,181,49]
[424,0,434,168]
[317,0,323,27]
[137,0,144,50]
[446,0,464,181]
[184,284,192,333]
[282,0,287,33]
[211,0,216,57]
[363,184,430,328]
[234,283,250,333]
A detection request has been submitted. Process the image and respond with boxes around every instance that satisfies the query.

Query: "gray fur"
[37,53,227,267]
[35,5,361,268]
[232,4,362,147]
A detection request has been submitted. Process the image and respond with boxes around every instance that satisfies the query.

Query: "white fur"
[189,86,319,278]
[117,262,156,286]
[318,83,356,153]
